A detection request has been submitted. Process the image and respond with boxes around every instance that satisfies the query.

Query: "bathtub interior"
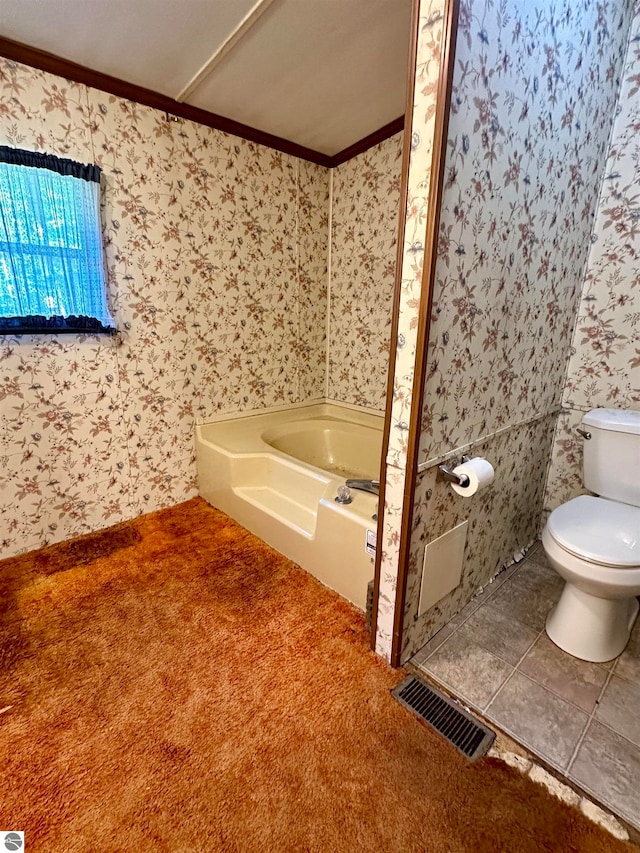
[262,417,382,479]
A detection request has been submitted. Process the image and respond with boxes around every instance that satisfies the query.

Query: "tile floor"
[411,546,640,831]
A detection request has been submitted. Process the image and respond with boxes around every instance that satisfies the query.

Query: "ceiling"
[0,0,413,157]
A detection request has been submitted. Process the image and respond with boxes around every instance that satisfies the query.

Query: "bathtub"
[196,403,383,609]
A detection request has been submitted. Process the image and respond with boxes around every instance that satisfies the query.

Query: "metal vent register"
[393,676,495,761]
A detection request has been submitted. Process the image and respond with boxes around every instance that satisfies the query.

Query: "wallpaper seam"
[324,168,333,401]
[559,20,635,412]
[295,157,301,405]
[88,80,136,520]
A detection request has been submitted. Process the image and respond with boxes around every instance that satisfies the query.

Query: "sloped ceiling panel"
[0,0,259,95]
[0,0,411,156]
[187,0,413,154]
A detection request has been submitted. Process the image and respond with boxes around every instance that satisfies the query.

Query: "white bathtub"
[196,403,383,609]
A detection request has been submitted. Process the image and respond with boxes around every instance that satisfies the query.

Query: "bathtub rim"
[196,403,380,609]
[195,398,385,427]
[195,402,382,525]
[196,401,384,477]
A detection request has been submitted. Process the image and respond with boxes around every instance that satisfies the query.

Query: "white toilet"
[542,408,640,663]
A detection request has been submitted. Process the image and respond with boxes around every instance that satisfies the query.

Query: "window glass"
[0,146,114,334]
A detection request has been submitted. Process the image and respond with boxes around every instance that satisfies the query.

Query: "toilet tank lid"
[582,408,640,435]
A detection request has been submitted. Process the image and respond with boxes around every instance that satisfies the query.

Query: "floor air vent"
[393,675,495,761]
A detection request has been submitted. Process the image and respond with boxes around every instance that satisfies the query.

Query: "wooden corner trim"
[370,0,421,654]
[388,0,460,668]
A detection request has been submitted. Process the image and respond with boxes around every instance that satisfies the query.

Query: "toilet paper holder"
[438,455,470,488]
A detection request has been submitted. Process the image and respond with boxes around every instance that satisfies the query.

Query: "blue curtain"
[0,146,114,332]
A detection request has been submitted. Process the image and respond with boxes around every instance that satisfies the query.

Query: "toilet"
[542,408,640,663]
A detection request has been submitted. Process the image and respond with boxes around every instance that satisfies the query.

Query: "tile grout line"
[421,559,567,699]
[417,550,640,828]
[563,659,640,778]
[609,648,621,680]
[483,627,544,714]
[566,775,638,833]
[566,666,616,774]
[486,636,640,777]
[595,715,640,751]
[414,631,455,665]
[413,562,520,665]
[417,558,538,690]
[412,667,503,732]
[418,664,566,779]
[488,719,566,776]
[514,663,612,720]
[417,559,640,829]
[481,669,517,715]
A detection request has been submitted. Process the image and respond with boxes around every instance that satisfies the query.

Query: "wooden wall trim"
[388,0,460,668]
[0,35,404,169]
[370,0,421,652]
[0,36,333,166]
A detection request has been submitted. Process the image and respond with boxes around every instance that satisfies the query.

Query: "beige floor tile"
[486,671,588,769]
[519,633,608,713]
[594,675,640,747]
[571,720,640,829]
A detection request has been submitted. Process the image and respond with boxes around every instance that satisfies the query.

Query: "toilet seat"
[547,495,640,569]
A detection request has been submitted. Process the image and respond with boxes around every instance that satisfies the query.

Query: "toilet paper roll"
[451,457,494,497]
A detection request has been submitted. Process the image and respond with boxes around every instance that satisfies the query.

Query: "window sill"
[0,315,117,336]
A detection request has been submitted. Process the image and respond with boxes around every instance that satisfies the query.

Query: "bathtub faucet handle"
[345,479,380,496]
[335,485,353,505]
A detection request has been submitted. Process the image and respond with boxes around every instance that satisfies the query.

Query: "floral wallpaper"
[299,164,331,403]
[0,58,332,558]
[375,0,448,661]
[0,54,406,561]
[403,415,555,660]
[543,408,588,519]
[545,3,640,517]
[5,1,634,676]
[419,0,634,463]
[328,133,403,411]
[401,0,635,661]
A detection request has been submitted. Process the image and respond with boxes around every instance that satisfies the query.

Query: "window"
[0,146,115,334]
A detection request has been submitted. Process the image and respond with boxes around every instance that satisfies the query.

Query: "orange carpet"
[0,497,633,852]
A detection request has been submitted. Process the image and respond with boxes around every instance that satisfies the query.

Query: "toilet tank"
[582,408,640,506]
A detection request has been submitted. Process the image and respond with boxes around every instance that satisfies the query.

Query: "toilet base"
[546,584,639,663]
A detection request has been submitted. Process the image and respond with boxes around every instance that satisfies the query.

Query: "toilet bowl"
[542,496,640,662]
[542,408,640,663]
